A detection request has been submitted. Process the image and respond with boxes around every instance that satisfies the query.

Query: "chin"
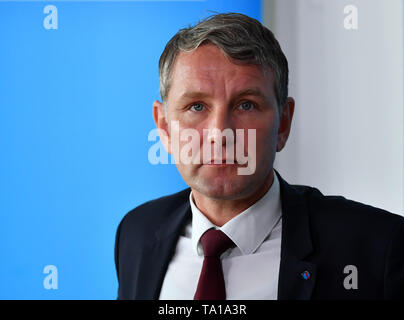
[191,174,255,200]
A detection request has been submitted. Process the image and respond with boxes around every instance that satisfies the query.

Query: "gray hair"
[158,12,289,113]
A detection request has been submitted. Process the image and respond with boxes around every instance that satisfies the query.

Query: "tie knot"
[200,229,234,258]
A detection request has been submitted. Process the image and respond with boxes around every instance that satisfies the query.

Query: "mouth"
[203,159,238,165]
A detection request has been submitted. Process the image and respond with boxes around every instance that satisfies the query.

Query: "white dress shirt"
[159,171,282,300]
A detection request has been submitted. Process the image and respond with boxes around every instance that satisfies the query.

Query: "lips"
[204,159,237,165]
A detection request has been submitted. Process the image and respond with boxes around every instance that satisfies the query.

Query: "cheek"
[177,111,208,128]
[171,124,204,164]
[248,122,279,162]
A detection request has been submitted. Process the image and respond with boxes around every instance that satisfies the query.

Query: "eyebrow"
[178,87,267,102]
[233,88,267,100]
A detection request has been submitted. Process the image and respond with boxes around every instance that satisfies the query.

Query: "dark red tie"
[194,229,235,300]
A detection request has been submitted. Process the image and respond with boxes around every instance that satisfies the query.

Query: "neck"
[191,171,275,227]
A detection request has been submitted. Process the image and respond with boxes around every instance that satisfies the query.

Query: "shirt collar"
[189,171,282,256]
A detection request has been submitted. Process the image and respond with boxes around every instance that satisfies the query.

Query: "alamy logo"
[343,265,358,290]
[343,5,358,30]
[43,265,58,290]
[148,121,257,175]
[43,5,58,30]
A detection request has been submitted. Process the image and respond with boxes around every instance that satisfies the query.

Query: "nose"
[205,106,233,145]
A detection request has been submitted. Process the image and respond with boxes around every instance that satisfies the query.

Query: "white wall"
[264,0,403,215]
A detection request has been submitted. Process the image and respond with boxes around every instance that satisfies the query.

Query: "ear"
[152,100,171,154]
[276,97,295,152]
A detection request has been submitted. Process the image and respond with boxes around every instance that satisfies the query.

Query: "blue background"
[0,0,261,299]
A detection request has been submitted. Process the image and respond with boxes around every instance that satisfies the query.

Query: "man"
[114,13,404,300]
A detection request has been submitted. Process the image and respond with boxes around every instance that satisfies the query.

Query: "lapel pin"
[301,270,311,280]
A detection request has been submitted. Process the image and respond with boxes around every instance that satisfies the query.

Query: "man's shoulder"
[300,184,404,234]
[117,188,191,237]
[129,188,190,214]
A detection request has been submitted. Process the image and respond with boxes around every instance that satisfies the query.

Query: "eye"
[238,101,255,111]
[190,103,205,112]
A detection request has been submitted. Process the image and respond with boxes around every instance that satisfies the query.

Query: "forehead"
[168,44,275,100]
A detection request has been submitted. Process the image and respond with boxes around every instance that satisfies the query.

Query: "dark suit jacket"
[114,171,404,300]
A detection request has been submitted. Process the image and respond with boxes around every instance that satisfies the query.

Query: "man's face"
[154,44,293,201]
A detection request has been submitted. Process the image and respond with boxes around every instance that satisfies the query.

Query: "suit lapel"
[133,200,191,299]
[131,171,317,300]
[275,170,317,300]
